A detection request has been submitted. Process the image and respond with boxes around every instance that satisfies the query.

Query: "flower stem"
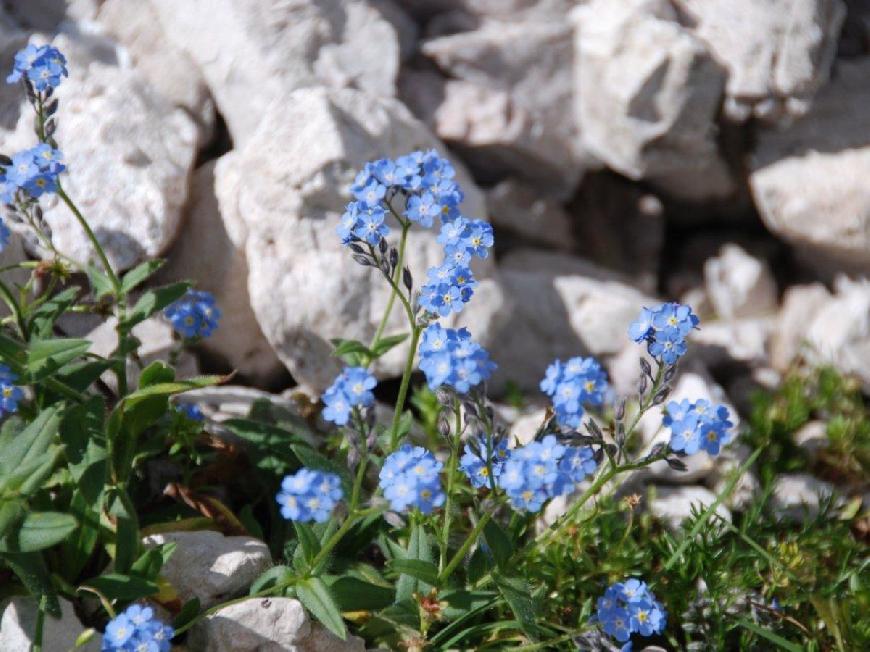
[439,400,463,572]
[438,510,492,584]
[388,324,421,451]
[370,222,410,350]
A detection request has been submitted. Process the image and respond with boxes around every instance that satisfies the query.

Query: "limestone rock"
[188,597,366,652]
[703,244,777,320]
[649,485,732,531]
[770,473,836,521]
[486,180,574,251]
[0,597,100,651]
[750,58,870,273]
[792,420,829,457]
[156,161,285,386]
[149,0,400,145]
[214,86,501,391]
[142,530,271,608]
[672,0,846,121]
[573,0,733,201]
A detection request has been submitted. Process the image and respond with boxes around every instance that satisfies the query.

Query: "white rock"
[792,420,829,457]
[770,473,835,521]
[750,58,870,272]
[215,86,503,391]
[509,408,549,447]
[156,161,285,386]
[672,0,846,121]
[486,180,575,251]
[142,530,271,608]
[649,485,732,531]
[149,0,400,145]
[689,318,774,367]
[96,0,215,141]
[572,0,733,201]
[0,597,100,651]
[0,31,198,272]
[491,249,653,393]
[703,244,777,320]
[188,597,366,652]
[770,283,831,371]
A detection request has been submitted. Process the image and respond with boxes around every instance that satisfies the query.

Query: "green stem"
[438,511,492,584]
[350,436,368,512]
[309,507,378,572]
[56,185,120,292]
[0,277,26,338]
[370,222,410,350]
[31,596,46,652]
[439,400,463,572]
[388,325,421,451]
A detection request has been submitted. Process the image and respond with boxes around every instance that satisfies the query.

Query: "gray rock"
[149,0,400,145]
[486,180,575,251]
[156,161,285,386]
[703,244,777,320]
[0,229,30,321]
[215,85,503,392]
[188,597,366,652]
[0,597,100,651]
[649,485,732,531]
[573,0,734,201]
[770,473,836,521]
[672,0,846,122]
[750,58,870,273]
[3,0,100,31]
[142,530,271,608]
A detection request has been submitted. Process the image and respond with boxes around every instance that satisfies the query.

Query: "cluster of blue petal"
[7,44,68,91]
[164,289,221,339]
[664,398,733,455]
[175,403,204,422]
[540,356,609,428]
[0,364,23,417]
[321,366,377,426]
[418,323,496,394]
[379,444,445,514]
[596,578,666,645]
[497,436,596,512]
[1,144,66,203]
[102,604,173,652]
[459,434,509,489]
[629,303,699,366]
[276,468,343,523]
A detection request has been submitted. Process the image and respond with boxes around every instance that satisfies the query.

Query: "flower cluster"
[460,434,509,489]
[102,604,173,652]
[629,302,699,366]
[664,399,733,455]
[7,44,68,91]
[175,402,204,422]
[540,356,609,428]
[498,436,596,512]
[379,445,445,514]
[0,144,66,203]
[0,365,23,417]
[276,468,343,523]
[596,579,666,644]
[164,289,221,339]
[321,366,377,426]
[418,324,496,394]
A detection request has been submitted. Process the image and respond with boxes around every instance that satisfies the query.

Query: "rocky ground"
[0,0,868,650]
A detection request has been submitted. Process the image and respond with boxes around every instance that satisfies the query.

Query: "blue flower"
[664,399,733,456]
[595,579,666,645]
[379,445,444,514]
[405,191,440,227]
[418,324,496,394]
[164,289,221,339]
[7,44,68,91]
[0,365,23,417]
[1,145,66,200]
[540,356,609,428]
[321,366,377,426]
[276,468,343,523]
[460,434,509,489]
[0,218,9,250]
[354,179,386,208]
[176,403,204,422]
[629,302,699,366]
[102,604,173,652]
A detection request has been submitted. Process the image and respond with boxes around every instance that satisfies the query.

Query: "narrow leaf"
[297,577,347,640]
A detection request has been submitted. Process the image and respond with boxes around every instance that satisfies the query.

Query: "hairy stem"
[438,511,492,584]
[388,325,421,451]
[370,222,410,350]
[439,400,463,572]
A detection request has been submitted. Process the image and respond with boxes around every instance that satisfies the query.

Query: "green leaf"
[389,559,439,586]
[396,523,432,603]
[297,577,347,640]
[138,361,175,388]
[370,333,408,358]
[28,287,80,338]
[250,565,294,595]
[483,519,513,567]
[83,573,159,601]
[125,282,190,330]
[108,491,139,574]
[494,574,538,639]
[326,576,394,612]
[0,405,63,476]
[736,619,803,652]
[0,500,24,539]
[123,376,225,408]
[1,447,63,498]
[130,542,176,581]
[26,338,91,380]
[61,490,102,580]
[60,398,107,503]
[0,511,77,553]
[120,260,165,295]
[53,359,114,394]
[294,522,321,565]
[2,551,60,617]
[224,419,305,475]
[86,265,115,300]
[172,598,201,632]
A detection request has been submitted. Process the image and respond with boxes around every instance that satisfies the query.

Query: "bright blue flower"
[418,324,496,394]
[102,604,173,652]
[276,468,343,523]
[164,289,221,339]
[379,444,444,514]
[629,302,699,366]
[352,204,389,246]
[596,579,666,645]
[540,356,609,428]
[0,218,9,250]
[104,614,134,648]
[0,364,23,417]
[354,179,386,208]
[176,403,204,422]
[405,191,440,227]
[664,399,733,455]
[2,145,66,200]
[321,366,377,426]
[460,434,509,489]
[600,607,632,642]
[7,44,68,91]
